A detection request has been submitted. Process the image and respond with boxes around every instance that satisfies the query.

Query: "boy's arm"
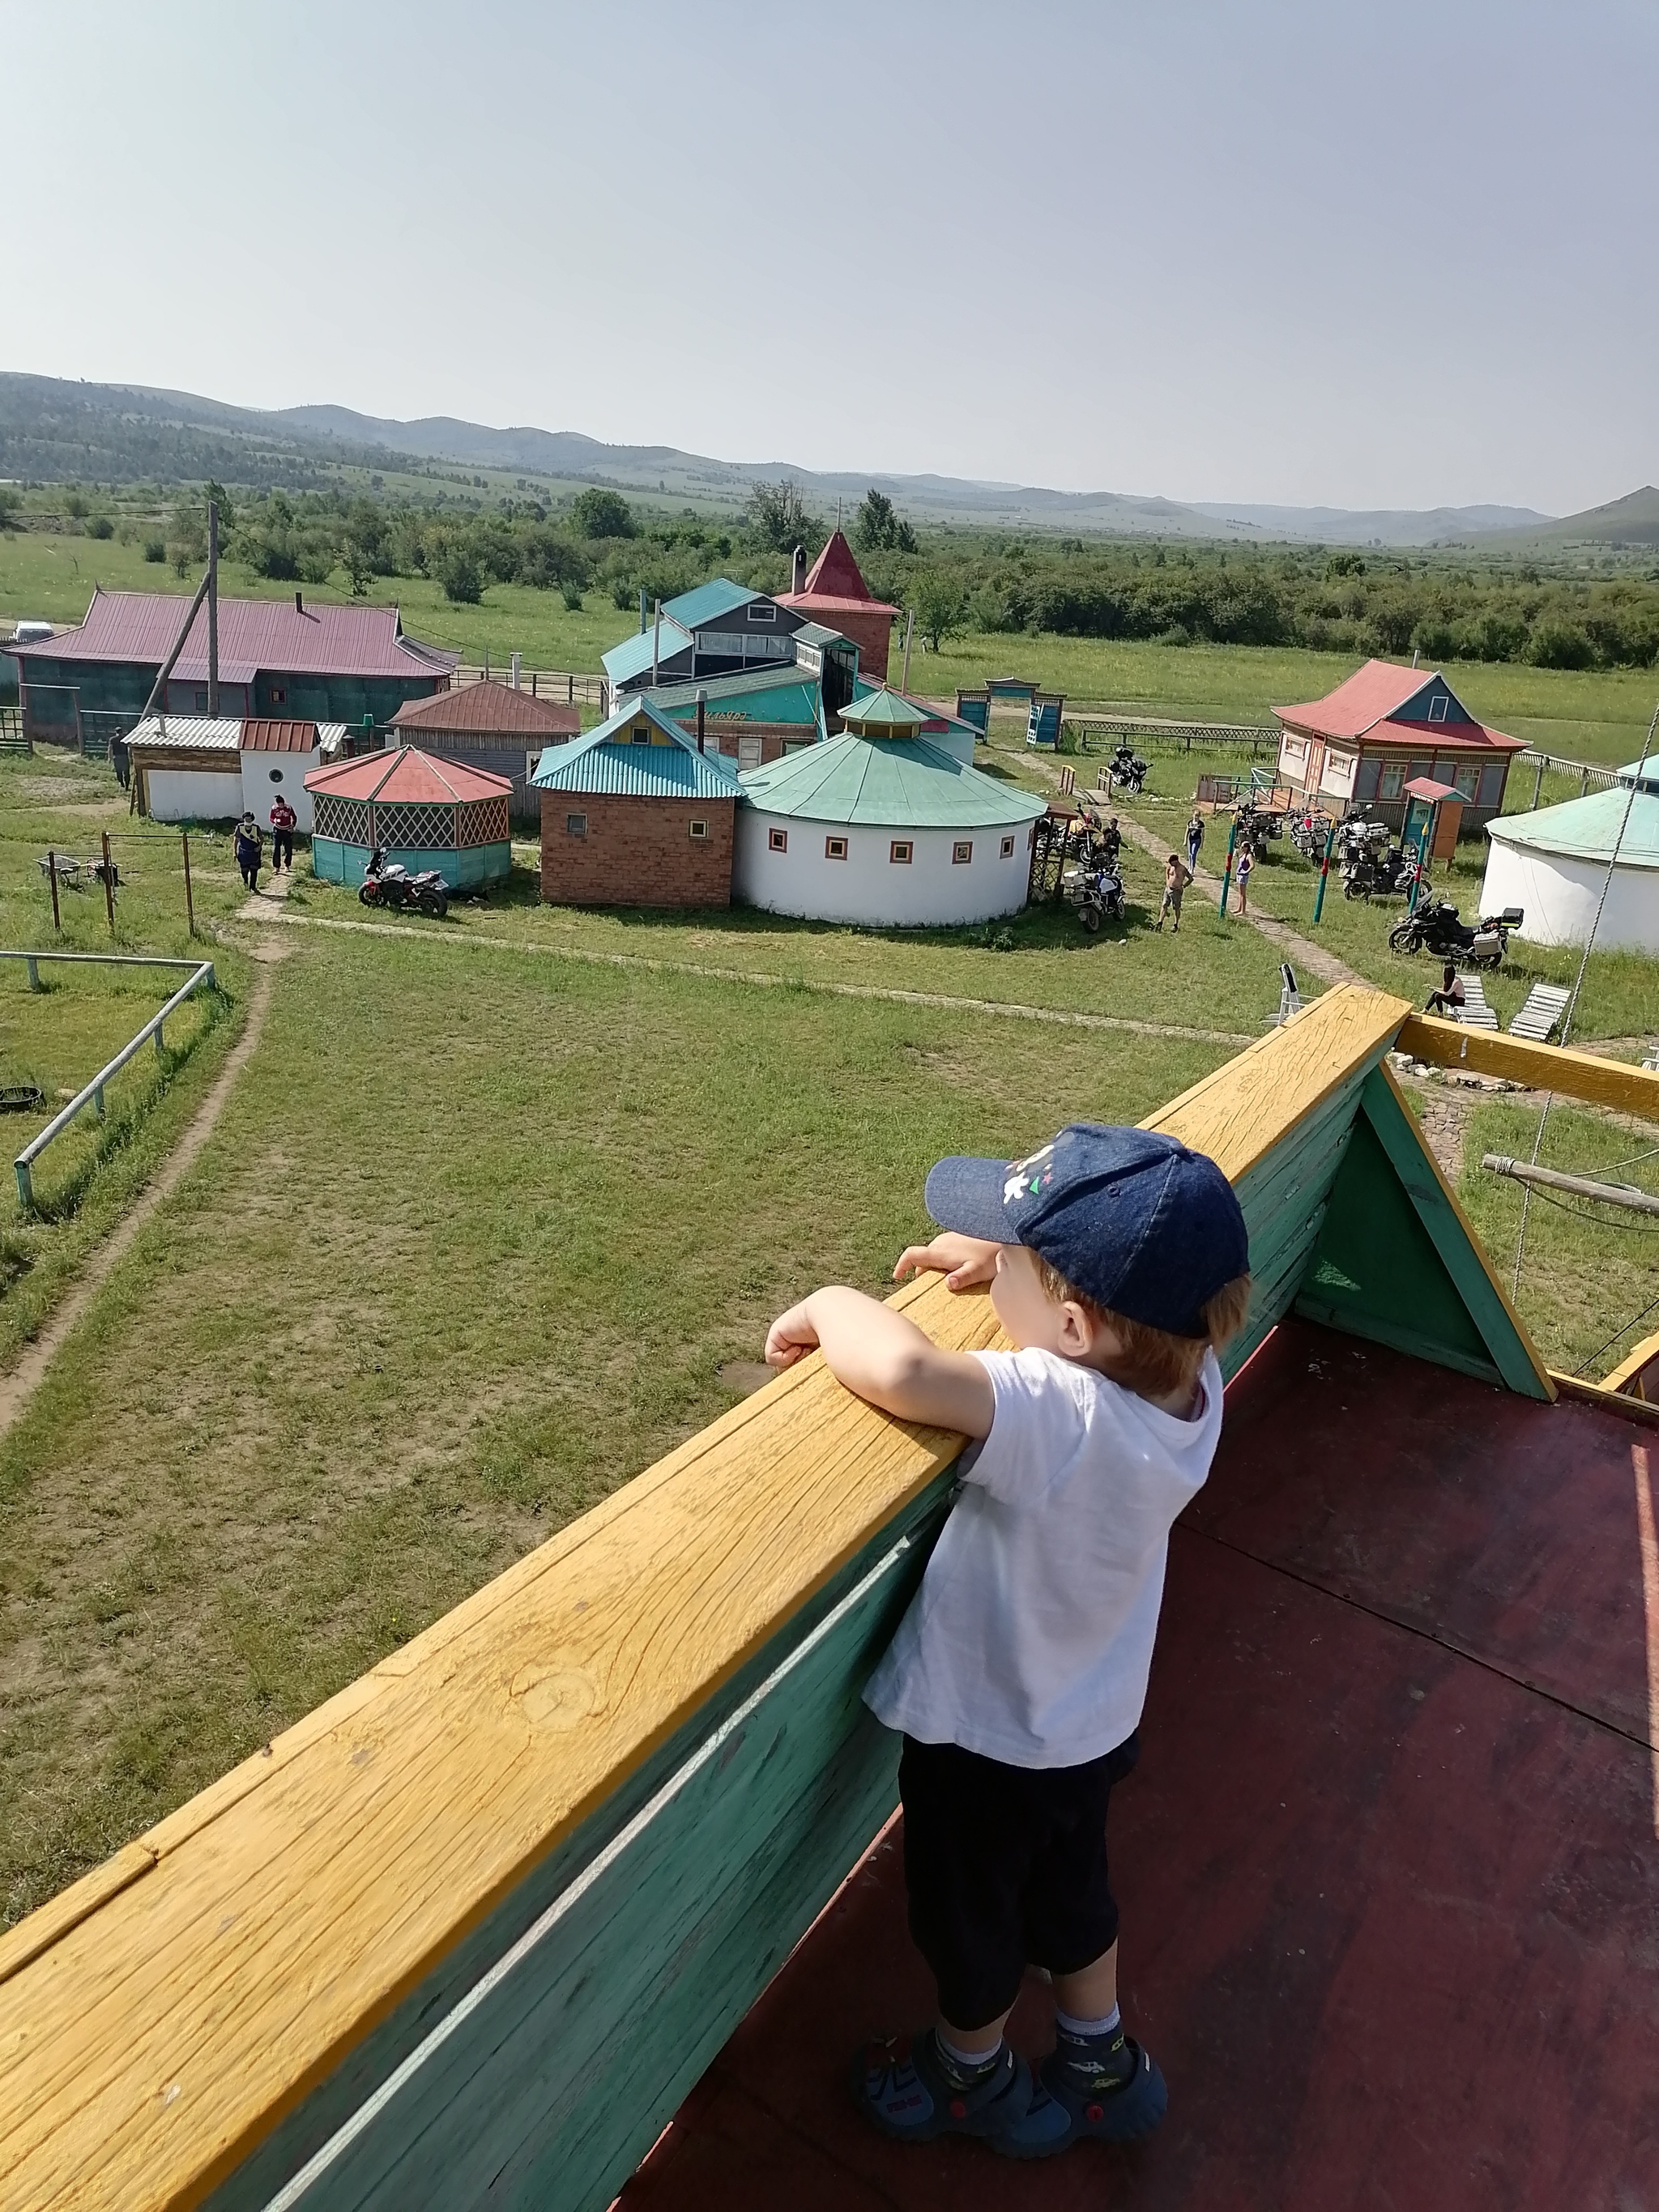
[765,1286,995,1438]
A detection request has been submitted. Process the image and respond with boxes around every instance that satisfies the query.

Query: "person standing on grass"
[233,811,263,892]
[269,792,297,872]
[1234,841,1253,915]
[1156,852,1192,932]
[1425,963,1465,1017]
[1186,810,1205,875]
[766,1125,1252,2159]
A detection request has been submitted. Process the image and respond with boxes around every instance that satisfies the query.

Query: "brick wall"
[539,793,736,907]
[831,611,895,684]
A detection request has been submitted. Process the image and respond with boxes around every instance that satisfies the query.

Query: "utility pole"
[207,499,220,718]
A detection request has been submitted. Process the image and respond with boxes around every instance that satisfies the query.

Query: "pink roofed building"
[1273,658,1527,834]
[778,531,900,683]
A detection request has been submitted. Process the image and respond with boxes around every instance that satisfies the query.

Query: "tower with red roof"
[777,531,900,683]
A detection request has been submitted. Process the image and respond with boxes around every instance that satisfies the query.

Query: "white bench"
[1453,975,1499,1029]
[1508,982,1572,1042]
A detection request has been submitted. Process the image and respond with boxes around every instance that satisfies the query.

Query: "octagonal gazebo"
[304,746,514,889]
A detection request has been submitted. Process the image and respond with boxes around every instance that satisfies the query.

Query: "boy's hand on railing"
[893,1234,1003,1292]
[765,1301,820,1370]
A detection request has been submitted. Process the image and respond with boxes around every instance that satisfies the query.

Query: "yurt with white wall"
[1479,757,1659,952]
[732,686,1047,927]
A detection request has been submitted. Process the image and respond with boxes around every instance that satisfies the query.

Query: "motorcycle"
[1081,808,1122,870]
[1107,743,1149,795]
[1233,800,1279,863]
[1339,821,1418,901]
[1388,899,1523,968]
[1290,808,1333,860]
[359,847,451,919]
[1068,862,1127,932]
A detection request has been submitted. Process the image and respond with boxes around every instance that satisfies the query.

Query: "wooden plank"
[1144,982,1410,1180]
[1600,1326,1659,1397]
[1548,1370,1659,1429]
[0,1845,156,1992]
[1397,1013,1659,1119]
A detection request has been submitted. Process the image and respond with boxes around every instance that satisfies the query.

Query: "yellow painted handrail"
[1397,1015,1659,1119]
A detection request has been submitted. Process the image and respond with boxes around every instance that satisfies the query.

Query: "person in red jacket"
[269,793,297,872]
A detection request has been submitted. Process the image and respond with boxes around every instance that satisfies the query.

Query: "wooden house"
[1273,658,1526,834]
[388,680,581,825]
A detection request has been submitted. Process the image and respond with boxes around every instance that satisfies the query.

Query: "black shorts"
[899,1732,1139,2031]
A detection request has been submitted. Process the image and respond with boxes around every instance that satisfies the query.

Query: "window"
[952,841,973,865]
[890,840,913,864]
[769,826,788,853]
[631,722,650,744]
[1380,764,1405,800]
[1427,693,1449,723]
[825,835,847,860]
[1452,765,1479,802]
[566,812,587,837]
[689,818,709,840]
[746,602,776,623]
[270,686,287,706]
[1000,834,1016,859]
[268,768,284,784]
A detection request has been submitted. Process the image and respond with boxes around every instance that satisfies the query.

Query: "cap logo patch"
[1004,1144,1055,1206]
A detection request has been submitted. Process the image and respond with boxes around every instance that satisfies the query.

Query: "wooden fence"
[15,988,1658,2212]
[450,665,605,709]
[1063,714,1281,757]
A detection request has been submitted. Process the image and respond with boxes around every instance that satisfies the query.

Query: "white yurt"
[733,686,1047,927]
[1479,756,1659,952]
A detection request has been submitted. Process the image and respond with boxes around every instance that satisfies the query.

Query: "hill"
[1475,484,1659,552]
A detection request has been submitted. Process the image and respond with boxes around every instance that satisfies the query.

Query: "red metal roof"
[8,589,458,684]
[240,719,321,753]
[303,745,513,803]
[1367,716,1527,755]
[389,680,580,737]
[778,531,898,619]
[1274,658,1434,739]
[1403,774,1463,802]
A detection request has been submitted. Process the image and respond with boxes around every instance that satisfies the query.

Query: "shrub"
[438,544,484,604]
[86,515,114,539]
[143,537,166,563]
[1525,619,1594,669]
[569,488,636,539]
[560,580,584,612]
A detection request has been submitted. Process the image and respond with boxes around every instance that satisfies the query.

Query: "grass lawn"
[0,928,1230,1926]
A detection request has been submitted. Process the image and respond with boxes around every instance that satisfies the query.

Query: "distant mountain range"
[2,372,1652,552]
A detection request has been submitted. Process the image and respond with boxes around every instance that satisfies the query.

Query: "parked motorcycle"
[1081,808,1122,869]
[1290,808,1333,860]
[1388,899,1523,968]
[1067,862,1127,932]
[359,847,450,919]
[1107,743,1149,795]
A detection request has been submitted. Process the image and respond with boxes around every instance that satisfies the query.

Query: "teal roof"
[661,578,761,629]
[839,684,928,731]
[602,617,693,688]
[1486,785,1659,868]
[646,664,824,725]
[530,699,744,801]
[1617,755,1659,795]
[738,734,1048,829]
[791,619,851,651]
[850,676,982,745]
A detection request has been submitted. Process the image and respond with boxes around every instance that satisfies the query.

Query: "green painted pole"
[1219,817,1239,916]
[1311,819,1335,925]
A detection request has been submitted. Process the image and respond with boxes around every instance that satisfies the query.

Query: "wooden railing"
[450,664,603,708]
[0,985,1610,2211]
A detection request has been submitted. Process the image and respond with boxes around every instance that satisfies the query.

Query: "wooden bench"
[1507,982,1572,1042]
[1453,974,1499,1029]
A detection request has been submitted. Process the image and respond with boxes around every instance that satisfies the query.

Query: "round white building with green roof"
[1478,755,1659,952]
[733,686,1048,927]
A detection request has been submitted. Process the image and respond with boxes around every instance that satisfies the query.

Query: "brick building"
[778,531,899,683]
[529,698,743,908]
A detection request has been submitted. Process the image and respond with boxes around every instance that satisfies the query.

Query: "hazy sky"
[6,0,1655,514]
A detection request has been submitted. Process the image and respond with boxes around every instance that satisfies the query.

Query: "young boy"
[765,1123,1251,2159]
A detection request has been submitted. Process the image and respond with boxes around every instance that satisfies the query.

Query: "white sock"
[1056,2003,1121,2039]
[936,2027,1003,2072]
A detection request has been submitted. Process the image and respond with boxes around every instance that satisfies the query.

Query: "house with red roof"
[1273,659,1526,833]
[778,531,900,683]
[389,679,581,824]
[4,587,456,746]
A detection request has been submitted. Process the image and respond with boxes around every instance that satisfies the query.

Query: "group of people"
[232,795,298,892]
[1155,808,1256,931]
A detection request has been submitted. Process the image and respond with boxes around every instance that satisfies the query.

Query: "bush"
[1526,618,1594,669]
[143,537,166,563]
[560,580,584,612]
[85,515,114,539]
[437,544,484,604]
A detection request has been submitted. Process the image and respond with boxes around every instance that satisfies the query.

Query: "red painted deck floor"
[621,1319,1659,2211]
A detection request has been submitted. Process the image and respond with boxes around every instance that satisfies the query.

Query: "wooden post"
[48,850,60,932]
[101,832,116,934]
[1219,817,1239,916]
[182,830,195,936]
[207,500,220,718]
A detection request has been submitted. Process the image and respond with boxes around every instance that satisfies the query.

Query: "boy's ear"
[1056,1298,1098,1357]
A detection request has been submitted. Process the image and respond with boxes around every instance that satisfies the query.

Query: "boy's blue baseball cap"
[923,1123,1248,1337]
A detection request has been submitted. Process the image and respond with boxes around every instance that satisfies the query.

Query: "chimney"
[791,544,805,595]
[295,590,304,614]
[510,651,522,691]
[696,688,706,753]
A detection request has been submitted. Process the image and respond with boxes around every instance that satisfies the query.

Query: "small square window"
[1000,834,1016,859]
[769,826,788,853]
[890,840,913,864]
[1427,693,1448,723]
[952,840,973,865]
[270,686,287,706]
[746,602,776,623]
[631,723,650,744]
[566,812,587,837]
[825,835,847,860]
[689,817,709,839]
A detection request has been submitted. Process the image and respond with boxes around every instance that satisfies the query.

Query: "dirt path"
[0,935,288,1446]
[239,906,1257,1048]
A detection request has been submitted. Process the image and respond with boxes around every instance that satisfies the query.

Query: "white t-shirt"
[864,1344,1223,1769]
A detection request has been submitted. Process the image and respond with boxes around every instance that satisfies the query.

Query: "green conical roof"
[837,685,929,732]
[739,733,1048,829]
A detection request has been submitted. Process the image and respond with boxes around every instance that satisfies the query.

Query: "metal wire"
[1572,1288,1659,1375]
[1513,698,1659,1298]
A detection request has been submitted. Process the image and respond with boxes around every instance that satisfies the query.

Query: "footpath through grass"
[0,927,1230,1925]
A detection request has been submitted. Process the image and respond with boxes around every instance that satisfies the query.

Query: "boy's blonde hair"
[1039,1258,1253,1398]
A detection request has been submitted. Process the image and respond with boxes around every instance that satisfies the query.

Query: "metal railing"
[7,953,217,1208]
[1516,749,1619,803]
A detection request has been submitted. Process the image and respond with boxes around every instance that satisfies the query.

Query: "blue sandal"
[996,2036,1167,2159]
[853,2030,1034,2142]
